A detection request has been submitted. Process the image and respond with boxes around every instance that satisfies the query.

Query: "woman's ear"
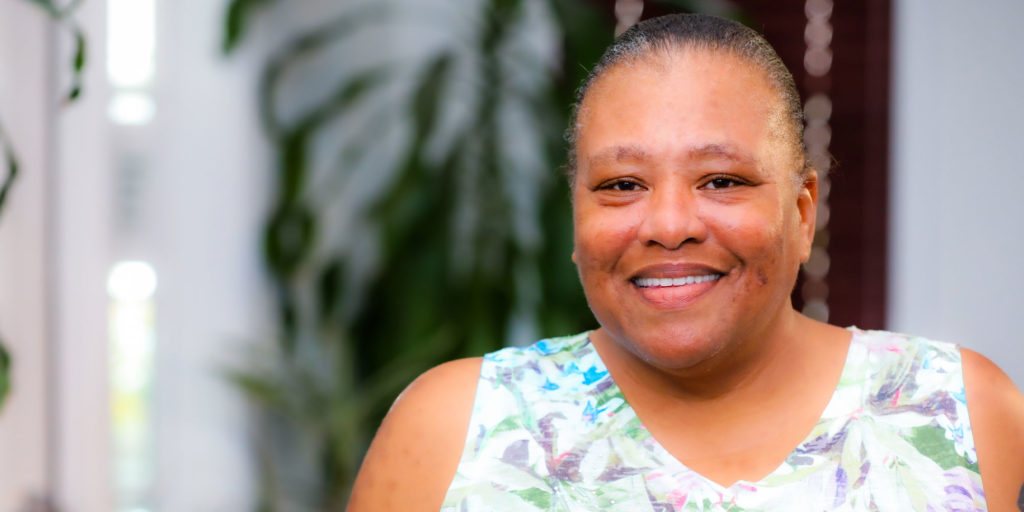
[571,250,578,264]
[797,169,819,263]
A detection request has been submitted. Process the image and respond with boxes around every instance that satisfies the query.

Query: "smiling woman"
[346,14,1024,512]
[571,48,816,375]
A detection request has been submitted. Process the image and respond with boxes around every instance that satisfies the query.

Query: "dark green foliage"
[223,0,277,54]
[25,0,62,16]
[25,0,88,102]
[0,118,20,219]
[223,3,602,507]
[0,337,9,407]
[223,0,740,508]
[68,26,87,101]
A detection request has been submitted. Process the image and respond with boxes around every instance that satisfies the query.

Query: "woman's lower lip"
[632,278,719,309]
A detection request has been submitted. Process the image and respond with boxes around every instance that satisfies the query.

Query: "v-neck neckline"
[584,327,861,495]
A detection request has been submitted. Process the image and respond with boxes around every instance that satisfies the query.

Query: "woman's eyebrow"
[587,145,650,167]
[587,143,759,168]
[687,143,755,164]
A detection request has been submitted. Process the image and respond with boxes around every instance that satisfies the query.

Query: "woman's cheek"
[705,201,785,240]
[597,213,641,240]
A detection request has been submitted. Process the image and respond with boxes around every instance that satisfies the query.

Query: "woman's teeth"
[634,274,721,288]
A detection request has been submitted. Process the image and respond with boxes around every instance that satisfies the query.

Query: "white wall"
[890,0,1024,388]
[146,0,269,508]
[52,0,116,508]
[0,2,54,509]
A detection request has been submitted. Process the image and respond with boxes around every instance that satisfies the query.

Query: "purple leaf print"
[853,461,870,489]
[551,450,583,482]
[502,439,531,468]
[797,420,849,455]
[598,465,646,483]
[833,466,848,508]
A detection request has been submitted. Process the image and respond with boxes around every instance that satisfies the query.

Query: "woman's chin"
[597,326,732,374]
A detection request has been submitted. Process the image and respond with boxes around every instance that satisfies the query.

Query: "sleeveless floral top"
[441,329,986,511]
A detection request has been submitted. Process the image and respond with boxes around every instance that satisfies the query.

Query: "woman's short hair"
[566,13,807,181]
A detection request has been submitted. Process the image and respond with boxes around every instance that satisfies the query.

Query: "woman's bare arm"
[346,357,483,511]
[962,348,1024,511]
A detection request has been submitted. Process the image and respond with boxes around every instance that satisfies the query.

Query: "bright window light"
[107,0,156,88]
[108,260,157,512]
[108,92,157,126]
[107,261,158,301]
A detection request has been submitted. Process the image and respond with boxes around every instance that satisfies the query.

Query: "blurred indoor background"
[1,0,1022,510]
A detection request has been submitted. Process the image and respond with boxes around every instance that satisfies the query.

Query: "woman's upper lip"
[629,263,727,280]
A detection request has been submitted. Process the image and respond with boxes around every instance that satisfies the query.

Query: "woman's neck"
[592,309,846,407]
[589,311,853,486]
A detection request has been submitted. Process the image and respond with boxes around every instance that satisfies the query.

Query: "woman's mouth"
[629,271,724,309]
[632,274,722,288]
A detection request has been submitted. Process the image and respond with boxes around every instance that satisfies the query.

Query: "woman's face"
[572,49,817,372]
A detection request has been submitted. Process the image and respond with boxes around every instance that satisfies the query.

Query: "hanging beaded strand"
[801,0,834,322]
[614,0,644,36]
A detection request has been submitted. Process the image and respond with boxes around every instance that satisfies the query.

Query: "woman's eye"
[602,180,642,192]
[704,177,740,190]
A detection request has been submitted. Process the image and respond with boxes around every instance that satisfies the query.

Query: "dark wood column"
[742,0,891,330]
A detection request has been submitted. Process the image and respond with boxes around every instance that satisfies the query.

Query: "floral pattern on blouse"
[441,329,986,511]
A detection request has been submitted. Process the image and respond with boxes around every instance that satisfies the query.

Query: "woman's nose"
[636,187,708,250]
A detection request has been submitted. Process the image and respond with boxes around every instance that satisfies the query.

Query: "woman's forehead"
[581,55,771,140]
[575,49,795,171]
[584,47,768,97]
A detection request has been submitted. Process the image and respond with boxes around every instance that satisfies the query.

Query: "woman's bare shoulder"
[346,357,483,512]
[961,348,1024,511]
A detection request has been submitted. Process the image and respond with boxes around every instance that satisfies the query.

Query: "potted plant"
[223,0,740,508]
